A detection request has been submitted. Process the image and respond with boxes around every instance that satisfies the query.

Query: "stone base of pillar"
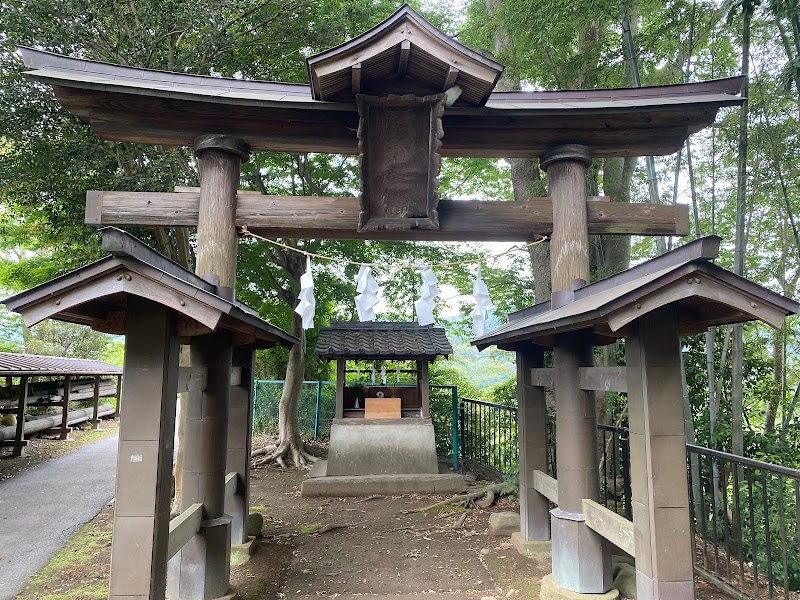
[551,516,612,593]
[511,532,552,560]
[540,575,620,600]
[168,518,232,600]
[230,537,257,566]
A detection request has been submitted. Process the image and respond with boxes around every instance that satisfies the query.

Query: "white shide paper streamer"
[471,263,494,336]
[414,264,440,326]
[294,257,316,330]
[355,265,380,322]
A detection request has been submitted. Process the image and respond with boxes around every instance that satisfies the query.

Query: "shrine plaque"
[364,397,402,419]
[356,94,445,232]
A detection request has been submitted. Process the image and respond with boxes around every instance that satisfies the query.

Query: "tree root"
[403,482,512,514]
[252,439,318,469]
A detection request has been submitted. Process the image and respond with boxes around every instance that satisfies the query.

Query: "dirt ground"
[0,418,119,481]
[11,452,745,600]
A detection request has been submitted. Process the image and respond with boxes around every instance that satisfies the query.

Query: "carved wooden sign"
[356,94,446,232]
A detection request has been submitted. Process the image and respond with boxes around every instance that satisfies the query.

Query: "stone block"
[540,574,620,600]
[511,531,552,559]
[489,511,520,536]
[246,512,264,537]
[612,563,637,599]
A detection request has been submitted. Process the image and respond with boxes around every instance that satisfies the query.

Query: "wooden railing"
[530,469,634,557]
[167,471,240,560]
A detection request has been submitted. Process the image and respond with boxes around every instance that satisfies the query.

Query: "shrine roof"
[306,4,504,105]
[19,46,743,157]
[315,321,452,361]
[0,352,122,377]
[472,236,800,350]
[2,229,298,350]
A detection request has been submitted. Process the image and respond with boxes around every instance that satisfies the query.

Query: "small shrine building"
[302,321,463,496]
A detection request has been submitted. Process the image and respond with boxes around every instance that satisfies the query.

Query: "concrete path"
[0,435,118,600]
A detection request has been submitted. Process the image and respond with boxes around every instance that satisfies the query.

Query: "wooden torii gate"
[13,5,747,600]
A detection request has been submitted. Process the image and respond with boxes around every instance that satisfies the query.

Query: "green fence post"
[314,380,322,441]
[451,385,459,470]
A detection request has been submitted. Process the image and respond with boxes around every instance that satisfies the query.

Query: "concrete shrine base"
[511,531,552,560]
[301,418,464,496]
[540,575,620,600]
[301,459,465,496]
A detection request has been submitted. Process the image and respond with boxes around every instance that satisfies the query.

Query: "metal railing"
[598,424,632,520]
[687,444,800,599]
[459,397,518,477]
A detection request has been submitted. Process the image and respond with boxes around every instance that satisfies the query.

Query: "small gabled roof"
[3,229,297,350]
[473,236,799,350]
[306,4,504,105]
[0,352,122,377]
[315,321,453,361]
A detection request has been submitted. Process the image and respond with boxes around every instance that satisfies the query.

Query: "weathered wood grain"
[87,191,689,240]
[532,469,558,504]
[582,498,635,556]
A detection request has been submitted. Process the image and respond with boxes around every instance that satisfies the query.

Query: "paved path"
[0,435,118,600]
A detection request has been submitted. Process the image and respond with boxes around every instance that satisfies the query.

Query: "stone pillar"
[109,297,179,600]
[170,332,233,600]
[542,144,612,594]
[626,306,695,600]
[226,345,255,545]
[515,343,550,542]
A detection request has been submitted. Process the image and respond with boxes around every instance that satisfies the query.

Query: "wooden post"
[108,296,179,600]
[625,305,695,600]
[418,360,430,418]
[335,359,345,419]
[92,375,102,429]
[541,144,591,293]
[60,375,71,439]
[515,344,550,542]
[541,144,612,594]
[226,345,255,545]
[114,375,123,419]
[193,135,249,291]
[12,376,29,457]
[169,332,233,600]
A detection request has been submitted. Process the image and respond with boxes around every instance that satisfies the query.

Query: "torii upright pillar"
[541,145,613,595]
[169,135,249,600]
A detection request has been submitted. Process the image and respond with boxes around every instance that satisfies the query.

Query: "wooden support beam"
[351,63,362,95]
[397,40,410,78]
[167,503,203,560]
[60,375,71,439]
[532,470,558,504]
[12,376,29,457]
[443,66,459,91]
[175,366,241,391]
[578,366,627,393]
[530,368,554,389]
[582,498,635,556]
[87,190,690,241]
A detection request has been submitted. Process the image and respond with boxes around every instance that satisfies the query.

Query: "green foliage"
[22,320,116,360]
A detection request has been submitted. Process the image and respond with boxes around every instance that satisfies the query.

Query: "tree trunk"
[255,308,316,468]
[732,3,752,458]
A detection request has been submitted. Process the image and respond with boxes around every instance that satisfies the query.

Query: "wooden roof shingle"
[315,321,452,361]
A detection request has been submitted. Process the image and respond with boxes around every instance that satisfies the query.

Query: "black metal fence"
[687,443,800,599]
[598,424,632,520]
[457,401,800,598]
[459,397,518,477]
